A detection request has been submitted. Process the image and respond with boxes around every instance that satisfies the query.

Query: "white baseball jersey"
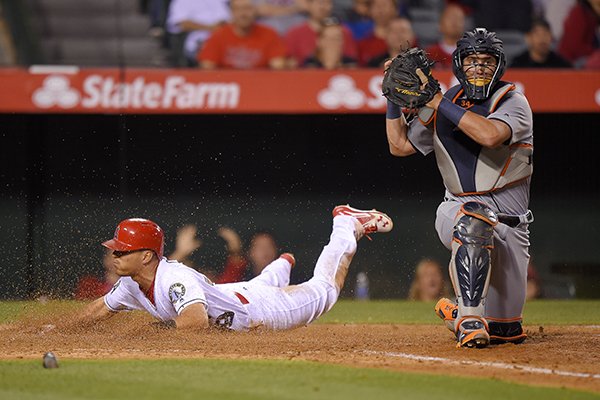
[103,215,359,331]
[104,258,251,330]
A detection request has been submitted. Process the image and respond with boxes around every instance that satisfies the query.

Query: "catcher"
[383,29,534,348]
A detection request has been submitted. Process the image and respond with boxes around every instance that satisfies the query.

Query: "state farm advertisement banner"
[0,67,598,113]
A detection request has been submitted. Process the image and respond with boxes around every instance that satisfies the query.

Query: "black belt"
[498,210,534,227]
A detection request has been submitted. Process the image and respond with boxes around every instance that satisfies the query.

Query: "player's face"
[462,53,497,87]
[110,249,147,276]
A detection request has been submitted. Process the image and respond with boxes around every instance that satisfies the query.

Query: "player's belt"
[234,291,250,305]
[497,210,534,228]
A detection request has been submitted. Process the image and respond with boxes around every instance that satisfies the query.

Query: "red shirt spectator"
[425,4,465,69]
[358,35,387,66]
[425,43,455,68]
[357,0,397,65]
[558,0,600,64]
[199,23,286,68]
[74,277,113,300]
[286,21,357,65]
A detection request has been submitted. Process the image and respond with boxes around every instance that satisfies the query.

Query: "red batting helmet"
[102,218,164,258]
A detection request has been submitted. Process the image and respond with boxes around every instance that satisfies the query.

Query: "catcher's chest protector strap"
[432,83,532,195]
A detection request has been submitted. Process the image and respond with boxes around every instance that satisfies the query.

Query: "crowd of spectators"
[151,0,599,69]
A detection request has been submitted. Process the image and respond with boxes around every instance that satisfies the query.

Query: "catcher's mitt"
[382,48,440,109]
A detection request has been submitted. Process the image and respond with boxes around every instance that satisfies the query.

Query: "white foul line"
[361,350,600,379]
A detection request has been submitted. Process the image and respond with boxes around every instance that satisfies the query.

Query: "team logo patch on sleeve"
[168,283,186,304]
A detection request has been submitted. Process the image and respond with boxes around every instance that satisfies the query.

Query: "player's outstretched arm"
[76,297,116,325]
[174,303,209,330]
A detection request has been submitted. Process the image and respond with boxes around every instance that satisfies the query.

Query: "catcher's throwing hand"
[382,47,441,110]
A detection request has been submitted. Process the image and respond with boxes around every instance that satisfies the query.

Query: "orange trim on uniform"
[485,316,523,322]
[460,202,498,226]
[510,143,533,149]
[452,88,464,104]
[490,333,527,342]
[452,237,463,245]
[454,175,532,197]
[418,109,436,125]
[499,157,513,177]
[489,84,516,113]
[234,291,250,305]
[455,315,489,333]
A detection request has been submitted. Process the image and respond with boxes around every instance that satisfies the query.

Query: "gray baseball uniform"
[407,82,534,324]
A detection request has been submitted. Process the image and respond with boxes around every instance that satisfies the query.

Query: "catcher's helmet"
[452,27,506,101]
[102,218,164,258]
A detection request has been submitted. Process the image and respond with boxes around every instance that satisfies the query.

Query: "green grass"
[0,358,597,400]
[318,299,600,325]
[1,300,599,399]
[1,299,599,325]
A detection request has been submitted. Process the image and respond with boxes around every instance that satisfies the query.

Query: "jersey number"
[214,311,234,329]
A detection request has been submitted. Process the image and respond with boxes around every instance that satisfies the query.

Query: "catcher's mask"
[452,27,506,101]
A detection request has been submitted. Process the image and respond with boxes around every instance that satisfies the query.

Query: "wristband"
[438,97,467,126]
[386,100,402,119]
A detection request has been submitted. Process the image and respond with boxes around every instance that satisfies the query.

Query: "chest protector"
[421,82,533,196]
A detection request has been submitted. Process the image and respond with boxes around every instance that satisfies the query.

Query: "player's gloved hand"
[382,48,440,110]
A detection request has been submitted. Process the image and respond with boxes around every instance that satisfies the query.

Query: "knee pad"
[451,202,498,308]
[488,319,527,344]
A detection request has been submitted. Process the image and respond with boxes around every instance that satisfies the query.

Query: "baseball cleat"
[456,317,490,349]
[434,297,457,332]
[279,253,296,269]
[332,205,393,240]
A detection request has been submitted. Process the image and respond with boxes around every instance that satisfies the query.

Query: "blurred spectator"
[367,17,415,67]
[425,4,465,69]
[357,0,398,65]
[511,18,571,68]
[344,0,375,41]
[539,0,576,40]
[408,258,451,301]
[166,0,231,66]
[74,249,119,300]
[198,0,287,69]
[584,49,600,68]
[245,231,279,278]
[558,0,600,66]
[141,0,171,38]
[285,0,358,67]
[527,261,541,300]
[303,19,358,68]
[254,0,308,35]
[169,224,248,283]
[454,0,534,32]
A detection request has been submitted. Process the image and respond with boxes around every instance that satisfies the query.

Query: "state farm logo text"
[32,74,240,110]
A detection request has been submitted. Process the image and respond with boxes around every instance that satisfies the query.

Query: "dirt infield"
[1,312,599,393]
